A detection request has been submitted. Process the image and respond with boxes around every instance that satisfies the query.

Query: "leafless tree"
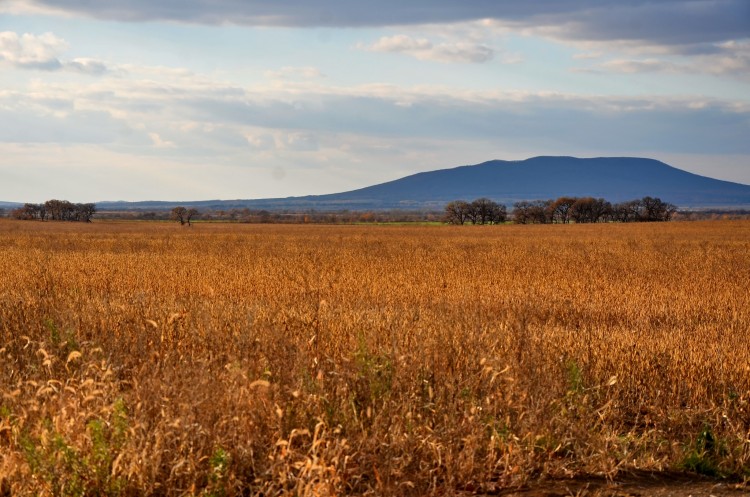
[549,196,577,224]
[470,198,506,225]
[12,200,95,222]
[489,202,508,224]
[570,197,612,223]
[639,196,677,222]
[513,200,552,224]
[170,206,199,226]
[444,200,472,225]
[75,203,97,222]
[170,206,188,225]
[186,208,199,226]
[612,200,643,222]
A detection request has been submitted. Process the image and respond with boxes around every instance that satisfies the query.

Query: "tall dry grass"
[1,219,749,495]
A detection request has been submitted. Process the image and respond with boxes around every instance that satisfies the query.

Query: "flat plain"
[1,219,749,496]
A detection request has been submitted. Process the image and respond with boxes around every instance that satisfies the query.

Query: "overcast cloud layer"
[8,0,749,45]
[1,0,748,202]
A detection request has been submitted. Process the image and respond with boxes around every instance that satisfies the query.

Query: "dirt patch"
[490,472,749,497]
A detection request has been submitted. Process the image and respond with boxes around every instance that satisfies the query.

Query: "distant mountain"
[95,156,750,211]
[289,156,750,208]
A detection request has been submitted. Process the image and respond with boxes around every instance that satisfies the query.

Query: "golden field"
[1,219,749,496]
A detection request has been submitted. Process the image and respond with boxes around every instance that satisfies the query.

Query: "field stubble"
[1,219,749,496]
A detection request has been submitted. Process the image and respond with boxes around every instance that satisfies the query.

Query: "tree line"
[170,206,199,226]
[444,198,508,225]
[4,196,677,225]
[445,196,677,224]
[97,208,445,224]
[11,200,97,222]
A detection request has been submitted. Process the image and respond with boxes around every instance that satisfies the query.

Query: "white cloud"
[599,58,682,74]
[2,53,749,201]
[5,0,748,48]
[4,69,749,156]
[244,133,275,150]
[363,34,494,64]
[370,34,432,52]
[0,31,111,74]
[278,132,319,152]
[577,40,750,78]
[488,1,750,48]
[0,31,67,69]
[572,51,603,60]
[5,4,746,83]
[264,66,325,80]
[149,132,176,149]
[65,57,109,75]
[0,89,141,144]
[691,40,750,76]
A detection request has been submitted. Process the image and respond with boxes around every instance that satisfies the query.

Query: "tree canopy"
[445,196,677,225]
[11,200,96,222]
[170,206,199,226]
[444,198,507,225]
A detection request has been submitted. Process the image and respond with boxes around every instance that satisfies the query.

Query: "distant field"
[1,219,749,495]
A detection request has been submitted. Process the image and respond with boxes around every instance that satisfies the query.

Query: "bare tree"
[612,200,643,222]
[549,196,577,224]
[12,204,37,220]
[170,206,188,225]
[590,198,613,223]
[512,201,532,224]
[186,208,199,226]
[466,202,480,225]
[12,203,49,220]
[470,198,504,225]
[570,197,612,223]
[513,200,552,224]
[640,196,677,222]
[44,199,77,221]
[76,203,97,222]
[444,200,471,225]
[12,201,96,222]
[490,202,508,224]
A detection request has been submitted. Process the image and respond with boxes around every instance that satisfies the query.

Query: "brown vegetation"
[1,219,749,495]
[11,200,96,223]
[511,196,677,224]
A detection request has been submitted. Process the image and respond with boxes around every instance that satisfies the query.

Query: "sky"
[1,0,749,203]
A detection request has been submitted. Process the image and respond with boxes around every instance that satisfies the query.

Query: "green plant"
[681,426,725,477]
[19,400,129,496]
[45,318,61,346]
[204,447,230,497]
[20,429,85,497]
[352,336,394,417]
[44,317,80,354]
[565,359,584,394]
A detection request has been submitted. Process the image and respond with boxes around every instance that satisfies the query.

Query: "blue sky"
[1,0,749,202]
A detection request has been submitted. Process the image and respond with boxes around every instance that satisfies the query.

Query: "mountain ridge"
[5,157,750,211]
[320,156,750,206]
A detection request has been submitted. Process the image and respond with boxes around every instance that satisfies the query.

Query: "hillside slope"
[89,156,750,211]
[312,156,750,208]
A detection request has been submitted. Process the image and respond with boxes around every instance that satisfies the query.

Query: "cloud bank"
[0,31,67,70]
[5,0,748,48]
[0,31,110,73]
[2,70,748,156]
[362,35,495,64]
[1,1,748,201]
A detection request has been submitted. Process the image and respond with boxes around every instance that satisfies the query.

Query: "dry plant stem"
[1,219,749,496]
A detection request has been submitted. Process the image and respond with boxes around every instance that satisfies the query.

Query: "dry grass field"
[1,219,749,496]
